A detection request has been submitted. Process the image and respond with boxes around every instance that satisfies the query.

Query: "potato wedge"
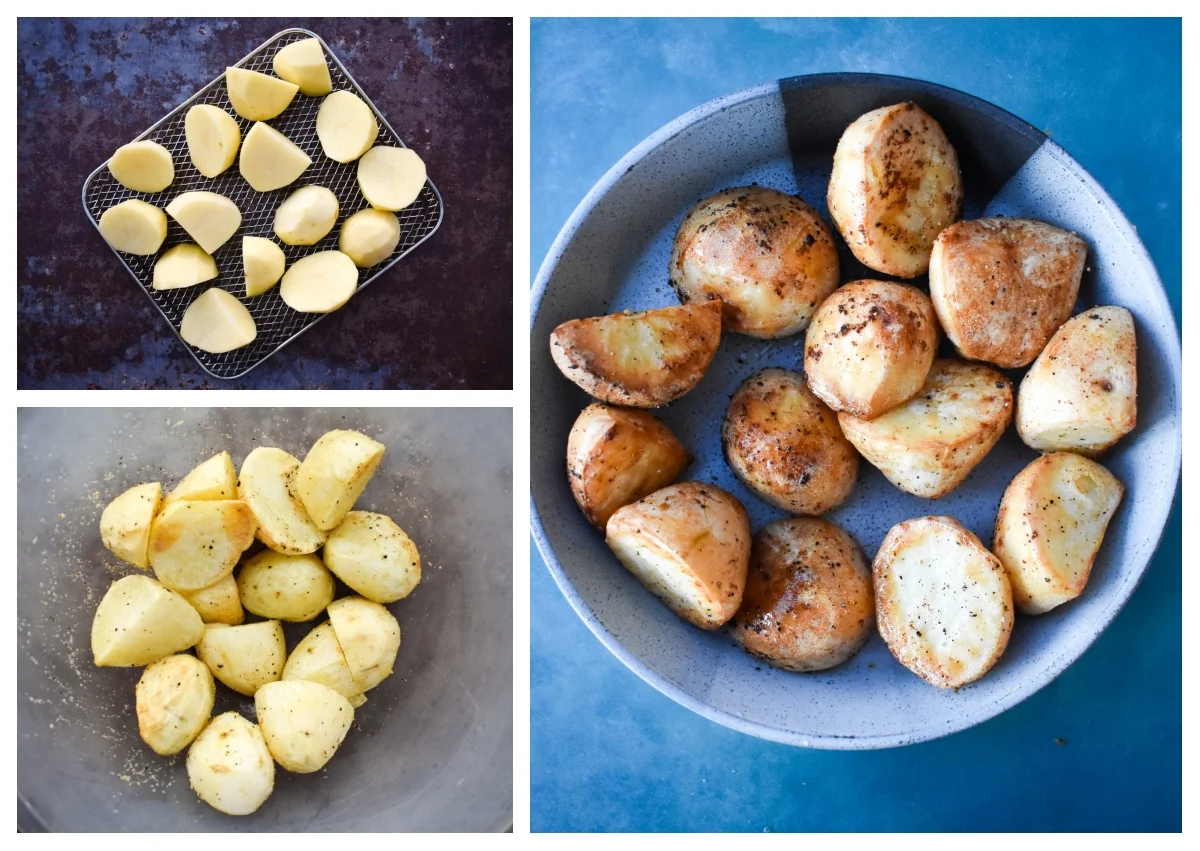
[181,574,244,626]
[148,499,257,592]
[273,185,339,246]
[339,208,400,267]
[99,481,162,568]
[292,429,386,531]
[238,446,327,554]
[243,236,287,297]
[180,288,258,354]
[108,140,174,193]
[279,251,359,313]
[186,712,274,816]
[136,654,215,755]
[317,90,379,163]
[166,191,242,255]
[605,481,751,629]
[357,145,426,211]
[323,512,421,604]
[282,620,366,707]
[272,37,332,96]
[152,244,218,291]
[91,575,204,667]
[255,680,354,773]
[327,596,401,693]
[166,451,238,503]
[185,104,241,178]
[237,551,335,622]
[98,199,167,255]
[225,66,298,121]
[196,621,286,696]
[239,121,312,192]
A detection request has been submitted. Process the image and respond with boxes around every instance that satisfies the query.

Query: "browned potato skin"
[549,301,722,407]
[566,403,691,529]
[722,368,858,515]
[669,186,840,338]
[930,218,1087,368]
[729,518,873,672]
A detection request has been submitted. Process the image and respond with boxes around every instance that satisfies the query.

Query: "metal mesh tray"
[81,27,443,380]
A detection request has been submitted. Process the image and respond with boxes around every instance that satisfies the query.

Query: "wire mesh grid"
[81,28,443,380]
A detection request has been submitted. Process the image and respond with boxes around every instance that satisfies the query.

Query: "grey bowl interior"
[18,408,512,831]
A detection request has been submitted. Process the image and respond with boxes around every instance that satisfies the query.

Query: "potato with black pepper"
[165,451,238,503]
[323,511,421,604]
[99,482,162,568]
[196,621,286,696]
[237,551,336,622]
[181,574,245,625]
[136,654,215,755]
[327,596,402,693]
[255,680,355,774]
[238,446,327,554]
[292,429,386,531]
[281,620,367,707]
[91,575,205,667]
[186,712,274,816]
[148,499,257,592]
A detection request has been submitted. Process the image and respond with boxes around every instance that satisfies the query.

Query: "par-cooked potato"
[729,517,873,672]
[166,451,238,503]
[280,251,359,313]
[136,654,215,755]
[148,499,257,592]
[99,481,162,568]
[993,452,1124,614]
[339,208,401,268]
[181,574,244,626]
[566,403,690,529]
[237,551,336,622]
[722,368,858,514]
[272,37,332,96]
[323,511,421,604]
[874,516,1013,688]
[239,121,312,192]
[91,575,204,667]
[108,140,174,193]
[180,288,258,354]
[196,621,286,696]
[166,191,242,255]
[281,620,367,707]
[317,90,379,163]
[838,360,1013,498]
[357,145,426,211]
[185,104,241,178]
[1017,306,1138,456]
[668,186,840,338]
[293,429,386,531]
[327,596,401,693]
[828,102,963,277]
[152,244,218,291]
[186,712,274,816]
[238,446,327,555]
[605,481,751,629]
[550,300,722,407]
[274,185,340,246]
[243,236,286,297]
[255,680,354,774]
[804,280,939,419]
[225,66,299,121]
[98,199,168,255]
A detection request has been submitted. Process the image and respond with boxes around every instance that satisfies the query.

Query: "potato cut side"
[293,429,386,530]
[281,620,365,706]
[109,140,174,193]
[237,551,335,622]
[180,288,257,354]
[242,236,286,297]
[280,251,358,313]
[136,654,215,755]
[166,451,238,503]
[148,499,257,592]
[152,244,218,291]
[357,145,426,211]
[181,574,244,626]
[238,446,327,554]
[91,575,204,667]
[166,191,242,255]
[239,121,312,192]
[339,208,400,267]
[255,680,354,774]
[99,481,162,568]
[317,90,380,163]
[324,511,421,603]
[98,199,167,255]
[196,621,286,696]
[185,104,241,178]
[327,596,401,693]
[273,185,340,246]
[272,37,332,96]
[225,66,299,121]
[186,712,274,816]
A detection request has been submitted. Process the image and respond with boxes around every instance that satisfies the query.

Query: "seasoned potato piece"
[317,90,379,163]
[828,102,963,277]
[243,236,286,297]
[148,499,257,592]
[99,481,162,568]
[804,280,939,419]
[838,360,1013,498]
[108,140,174,193]
[272,37,332,96]
[282,620,366,707]
[1017,307,1138,456]
[185,104,241,178]
[152,244,218,291]
[255,680,354,773]
[604,481,751,629]
[274,185,340,246]
[180,288,258,354]
[280,251,359,313]
[550,301,722,407]
[327,596,402,693]
[722,368,858,515]
[98,199,167,255]
[237,551,336,622]
[166,451,238,503]
[874,516,1013,688]
[339,208,401,267]
[323,512,421,604]
[292,429,386,531]
[993,453,1124,614]
[669,186,840,338]
[357,145,426,211]
[566,403,690,529]
[238,446,327,554]
[225,66,298,121]
[91,575,204,667]
[186,712,274,816]
[239,121,312,192]
[136,654,215,755]
[181,574,244,626]
[166,191,242,256]
[730,518,873,672]
[196,621,286,696]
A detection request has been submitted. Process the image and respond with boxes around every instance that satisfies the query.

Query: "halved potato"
[166,451,238,503]
[605,481,751,629]
[323,512,421,604]
[549,300,722,407]
[237,551,335,621]
[186,712,274,816]
[196,621,286,696]
[91,575,204,667]
[239,121,312,192]
[279,251,358,313]
[185,104,241,178]
[339,208,400,267]
[136,654,215,755]
[152,244,218,291]
[838,360,1013,498]
[181,574,244,626]
[225,66,298,121]
[316,90,379,163]
[166,191,242,255]
[292,429,386,531]
[274,185,340,246]
[99,481,162,568]
[147,499,257,592]
[180,288,257,354]
[238,446,327,554]
[243,236,286,297]
[327,596,401,693]
[108,140,174,193]
[281,620,366,707]
[98,199,167,255]
[255,680,354,773]
[272,37,332,96]
[357,145,426,211]
[993,452,1124,614]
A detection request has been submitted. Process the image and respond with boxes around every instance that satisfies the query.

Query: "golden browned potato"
[838,360,1013,498]
[180,574,244,626]
[99,481,162,568]
[1017,306,1137,456]
[136,654,215,755]
[549,301,722,407]
[668,186,840,338]
[292,429,385,531]
[729,518,873,672]
[237,551,336,622]
[238,446,327,554]
[281,620,366,707]
[165,451,238,503]
[930,218,1087,368]
[804,280,939,419]
[993,452,1124,615]
[91,575,205,667]
[322,512,421,604]
[604,481,751,629]
[721,368,858,515]
[186,712,274,816]
[147,499,257,592]
[327,596,401,693]
[255,680,354,773]
[566,403,690,529]
[196,621,286,697]
[828,102,962,277]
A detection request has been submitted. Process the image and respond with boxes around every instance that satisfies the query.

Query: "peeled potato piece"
[136,654,215,755]
[240,122,312,192]
[180,288,258,354]
[280,251,358,313]
[357,146,426,211]
[225,66,299,121]
[242,236,286,297]
[109,140,174,193]
[327,596,401,693]
[186,712,274,816]
[148,499,257,592]
[91,575,204,667]
[255,680,354,773]
[196,621,286,696]
[185,104,241,178]
[238,551,335,621]
[281,621,366,707]
[317,90,379,163]
[272,37,332,96]
[238,446,327,554]
[293,429,386,531]
[152,244,218,291]
[166,451,238,503]
[274,185,340,246]
[181,574,245,626]
[99,481,162,568]
[98,199,167,255]
[166,191,242,255]
[324,512,421,604]
[339,208,400,267]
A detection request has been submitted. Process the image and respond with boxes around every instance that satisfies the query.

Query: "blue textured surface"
[531,18,1181,832]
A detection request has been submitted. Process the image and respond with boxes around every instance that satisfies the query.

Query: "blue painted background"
[531,18,1181,832]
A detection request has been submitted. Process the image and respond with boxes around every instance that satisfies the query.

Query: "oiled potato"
[185,104,241,178]
[317,90,379,163]
[91,575,204,667]
[722,368,858,515]
[828,102,963,277]
[280,251,359,313]
[166,191,242,255]
[323,512,421,604]
[993,452,1124,614]
[196,621,286,696]
[180,288,258,354]
[98,199,167,255]
[272,37,332,96]
[838,360,1013,498]
[1017,306,1138,456]
[357,145,426,211]
[239,121,312,192]
[874,516,1013,688]
[238,447,327,554]
[669,186,840,338]
[282,620,366,707]
[804,280,939,419]
[225,66,298,121]
[166,451,238,503]
[152,244,218,291]
[136,654,215,755]
[566,403,690,529]
[729,518,873,672]
[237,551,335,622]
[274,185,339,246]
[186,712,274,816]
[549,300,722,407]
[243,236,286,297]
[327,596,401,693]
[930,218,1087,367]
[255,680,354,773]
[339,208,400,267]
[148,499,257,592]
[605,481,751,630]
[293,429,386,531]
[99,481,162,568]
[108,140,174,193]
[181,574,244,626]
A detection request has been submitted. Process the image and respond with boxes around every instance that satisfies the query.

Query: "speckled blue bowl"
[530,74,1181,749]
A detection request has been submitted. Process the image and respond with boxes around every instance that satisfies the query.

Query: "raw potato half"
[180,288,258,354]
[185,104,241,178]
[181,574,244,626]
[292,428,386,530]
[549,300,722,407]
[993,452,1124,614]
[281,620,366,707]
[327,596,401,693]
[339,208,400,267]
[186,712,274,816]
[196,621,286,696]
[357,146,426,211]
[237,551,336,621]
[147,499,257,592]
[225,66,299,121]
[317,90,379,162]
[91,575,204,667]
[99,481,162,568]
[238,446,327,554]
[166,191,242,255]
[272,37,332,96]
[280,251,358,313]
[323,512,421,604]
[98,199,167,255]
[152,244,218,291]
[255,680,354,773]
[108,140,174,193]
[136,654,216,755]
[243,236,286,297]
[605,481,751,629]
[166,451,238,503]
[274,185,340,246]
[239,121,312,192]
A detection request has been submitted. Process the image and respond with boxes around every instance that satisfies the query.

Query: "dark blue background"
[531,18,1181,832]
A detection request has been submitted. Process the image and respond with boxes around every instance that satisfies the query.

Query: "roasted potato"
[255,680,355,774]
[549,300,722,407]
[91,575,204,667]
[238,446,327,554]
[181,574,244,626]
[165,451,238,503]
[327,596,402,693]
[196,621,286,697]
[828,102,963,277]
[993,452,1124,614]
[99,481,162,568]
[136,654,216,755]
[148,499,257,592]
[721,368,858,515]
[323,511,421,604]
[1017,306,1138,456]
[237,551,336,622]
[668,186,840,338]
[929,218,1087,368]
[729,518,873,672]
[604,481,751,629]
[281,620,367,708]
[292,429,386,531]
[874,516,1013,688]
[838,360,1013,498]
[804,280,939,419]
[186,712,274,816]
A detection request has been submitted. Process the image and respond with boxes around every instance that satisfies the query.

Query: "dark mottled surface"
[17,18,513,389]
